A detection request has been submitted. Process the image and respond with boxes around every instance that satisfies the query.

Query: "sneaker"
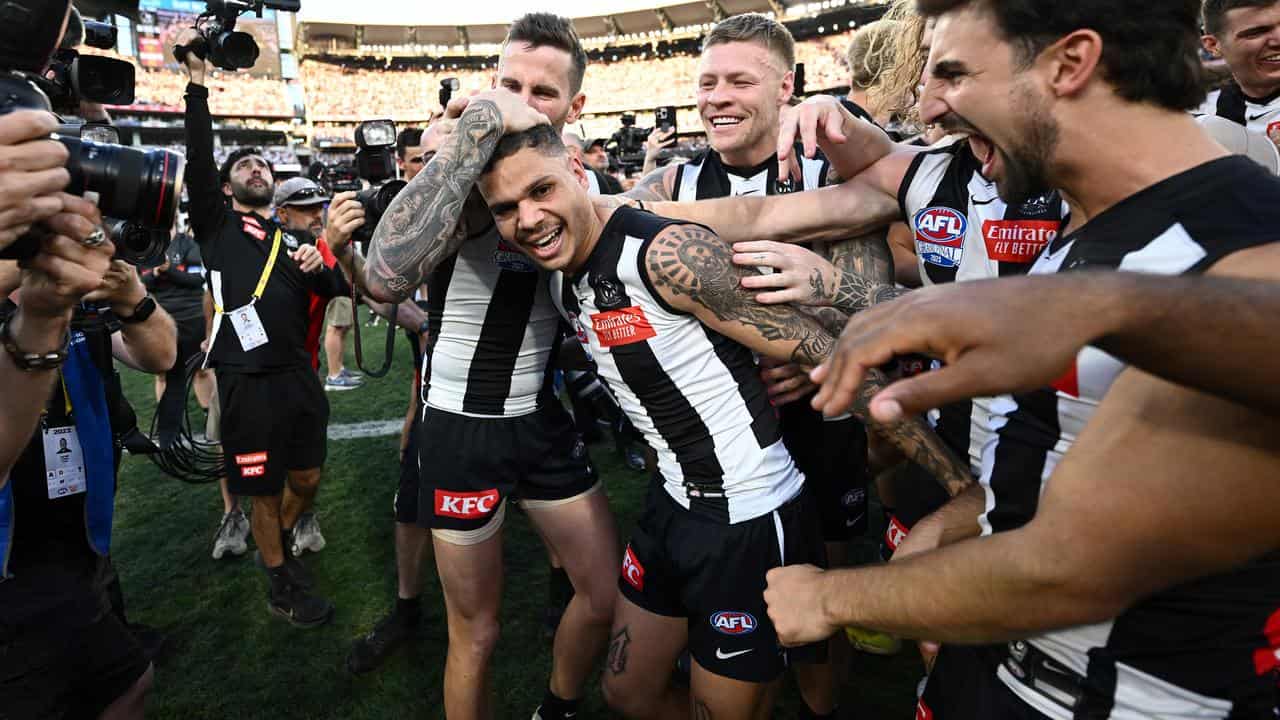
[844,626,903,656]
[255,549,315,591]
[211,509,249,559]
[346,610,416,674]
[338,367,363,380]
[325,374,363,392]
[268,580,334,628]
[622,446,647,472]
[292,512,327,555]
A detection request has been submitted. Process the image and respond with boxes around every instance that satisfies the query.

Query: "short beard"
[230,182,272,208]
[997,82,1058,205]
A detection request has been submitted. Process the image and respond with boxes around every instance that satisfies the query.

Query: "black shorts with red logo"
[416,402,597,532]
[779,399,869,542]
[219,367,329,496]
[618,484,827,683]
[881,460,956,561]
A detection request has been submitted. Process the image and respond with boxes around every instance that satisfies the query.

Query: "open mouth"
[1261,52,1280,69]
[522,225,564,261]
[708,115,745,132]
[967,134,998,179]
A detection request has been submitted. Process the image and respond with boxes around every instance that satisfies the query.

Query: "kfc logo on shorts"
[914,207,967,269]
[240,464,266,478]
[434,489,501,519]
[711,611,757,636]
[591,307,657,348]
[1251,607,1280,676]
[621,545,645,591]
[235,452,268,466]
[915,699,935,720]
[982,220,1059,263]
[884,514,909,552]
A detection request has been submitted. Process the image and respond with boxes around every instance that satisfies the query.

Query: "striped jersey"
[672,148,829,203]
[552,207,802,524]
[421,181,598,418]
[1204,83,1280,145]
[992,155,1280,719]
[899,139,1069,481]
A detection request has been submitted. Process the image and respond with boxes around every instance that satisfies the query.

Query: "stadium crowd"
[4,1,1280,720]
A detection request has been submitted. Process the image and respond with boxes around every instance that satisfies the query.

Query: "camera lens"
[105,218,169,267]
[61,137,186,230]
[354,180,406,242]
[212,30,260,70]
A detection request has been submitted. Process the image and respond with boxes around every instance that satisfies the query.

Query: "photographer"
[181,45,347,627]
[1,196,177,719]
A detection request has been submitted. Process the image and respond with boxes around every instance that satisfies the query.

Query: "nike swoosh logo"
[845,516,865,528]
[736,189,761,195]
[1249,112,1275,121]
[715,648,754,660]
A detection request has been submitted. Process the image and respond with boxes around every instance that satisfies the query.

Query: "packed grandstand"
[89,0,890,174]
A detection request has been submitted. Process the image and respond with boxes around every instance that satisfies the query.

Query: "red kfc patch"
[1253,607,1280,676]
[240,464,265,478]
[915,698,935,720]
[1051,362,1080,398]
[982,220,1058,263]
[434,489,501,519]
[235,452,268,465]
[591,307,657,348]
[621,545,645,591]
[884,514,909,552]
[242,219,267,241]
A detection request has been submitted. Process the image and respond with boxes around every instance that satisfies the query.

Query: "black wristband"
[117,295,158,325]
[0,314,69,371]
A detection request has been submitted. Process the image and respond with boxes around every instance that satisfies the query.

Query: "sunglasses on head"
[285,187,328,204]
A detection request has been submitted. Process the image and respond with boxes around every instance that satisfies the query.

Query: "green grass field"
[111,309,922,719]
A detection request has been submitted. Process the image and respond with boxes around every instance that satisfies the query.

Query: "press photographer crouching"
[180,38,350,627]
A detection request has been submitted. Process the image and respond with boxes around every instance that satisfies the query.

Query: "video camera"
[0,1,184,264]
[607,113,650,175]
[173,0,300,72]
[349,119,405,246]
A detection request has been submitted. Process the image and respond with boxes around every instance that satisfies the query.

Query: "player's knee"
[450,613,501,662]
[577,582,617,627]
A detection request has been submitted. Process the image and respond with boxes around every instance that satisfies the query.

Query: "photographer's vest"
[0,316,117,579]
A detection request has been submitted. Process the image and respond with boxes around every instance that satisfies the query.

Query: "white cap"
[1197,115,1280,175]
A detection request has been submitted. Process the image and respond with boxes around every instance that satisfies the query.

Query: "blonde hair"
[846,20,900,91]
[866,0,928,128]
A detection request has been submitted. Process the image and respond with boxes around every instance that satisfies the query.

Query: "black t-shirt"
[142,231,205,324]
[184,83,350,373]
[0,307,115,626]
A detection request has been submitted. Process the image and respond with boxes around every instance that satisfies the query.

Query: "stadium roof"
[298,0,786,26]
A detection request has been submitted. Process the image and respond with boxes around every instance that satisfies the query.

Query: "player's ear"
[569,155,589,189]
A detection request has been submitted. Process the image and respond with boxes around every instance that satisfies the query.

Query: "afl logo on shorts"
[494,240,537,273]
[914,207,967,269]
[711,611,757,636]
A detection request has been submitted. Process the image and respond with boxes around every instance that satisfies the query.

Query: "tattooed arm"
[363,95,519,303]
[645,223,836,366]
[621,164,677,202]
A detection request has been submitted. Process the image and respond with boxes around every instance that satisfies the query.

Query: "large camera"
[607,113,651,175]
[350,119,405,246]
[173,0,300,72]
[0,81,185,263]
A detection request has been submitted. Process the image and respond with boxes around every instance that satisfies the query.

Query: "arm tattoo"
[647,224,835,366]
[854,368,974,498]
[826,230,909,314]
[622,166,674,202]
[364,100,503,302]
[606,627,630,675]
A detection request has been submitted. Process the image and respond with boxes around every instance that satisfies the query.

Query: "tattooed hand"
[645,223,836,366]
[363,97,505,303]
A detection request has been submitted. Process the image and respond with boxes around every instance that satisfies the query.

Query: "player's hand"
[289,244,324,274]
[324,191,365,256]
[889,514,945,672]
[0,111,73,251]
[733,241,839,307]
[764,564,838,647]
[777,95,854,180]
[467,88,550,134]
[83,260,146,312]
[809,276,1103,421]
[759,357,816,407]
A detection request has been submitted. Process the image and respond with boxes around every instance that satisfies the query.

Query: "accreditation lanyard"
[217,228,282,352]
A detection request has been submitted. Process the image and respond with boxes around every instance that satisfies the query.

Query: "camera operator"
[180,45,348,627]
[562,131,623,193]
[0,190,177,719]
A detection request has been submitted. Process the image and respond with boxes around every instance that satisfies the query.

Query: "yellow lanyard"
[59,370,72,417]
[213,228,283,314]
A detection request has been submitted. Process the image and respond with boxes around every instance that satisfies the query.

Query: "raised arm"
[362,99,504,304]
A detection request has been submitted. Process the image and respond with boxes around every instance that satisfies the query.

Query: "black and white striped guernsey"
[899,139,1070,490]
[551,207,802,524]
[1204,82,1280,143]
[672,147,829,202]
[991,155,1280,719]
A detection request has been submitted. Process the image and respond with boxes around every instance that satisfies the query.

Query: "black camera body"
[608,113,652,175]
[173,0,300,72]
[351,119,404,246]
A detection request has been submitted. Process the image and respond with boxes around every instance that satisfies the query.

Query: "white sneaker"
[292,512,327,555]
[212,509,249,559]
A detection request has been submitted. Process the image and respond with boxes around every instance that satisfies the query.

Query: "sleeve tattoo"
[364,100,503,302]
[647,224,835,365]
[622,165,674,202]
[826,229,909,315]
